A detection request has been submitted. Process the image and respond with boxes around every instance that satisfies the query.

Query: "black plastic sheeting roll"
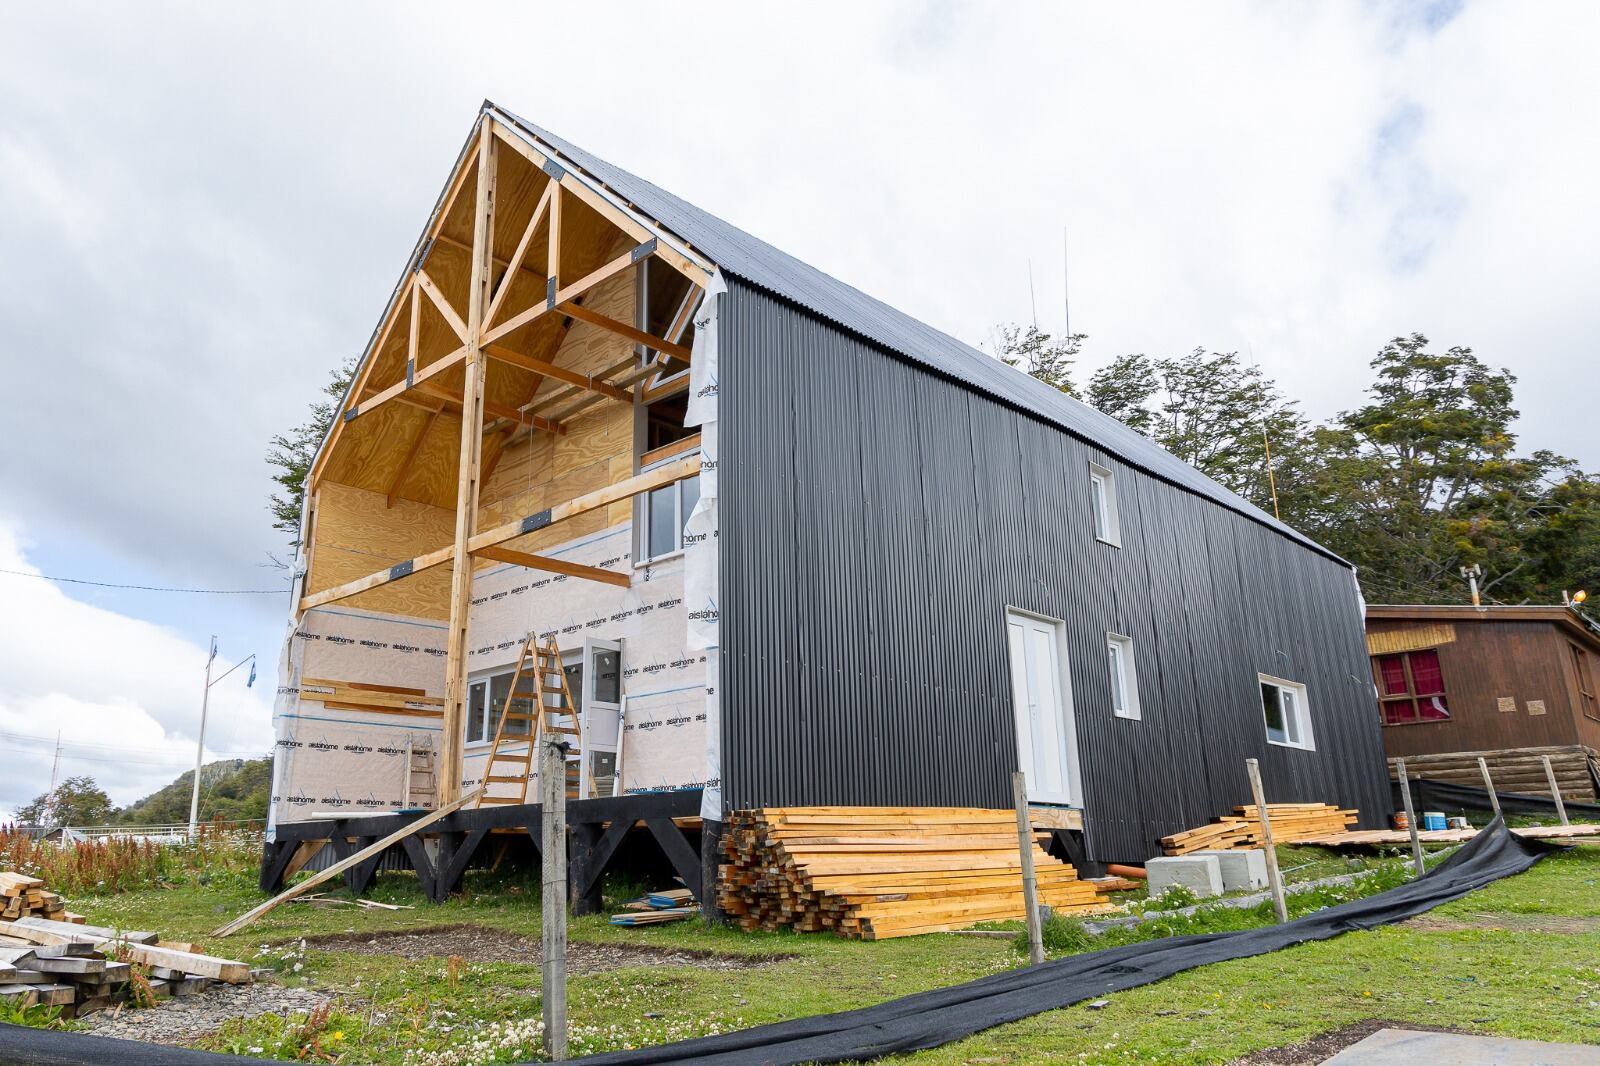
[1394,777,1600,820]
[0,821,1560,1066]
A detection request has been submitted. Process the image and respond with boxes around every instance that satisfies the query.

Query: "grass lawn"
[30,840,1600,1064]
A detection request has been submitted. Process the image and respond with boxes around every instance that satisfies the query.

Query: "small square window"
[1107,633,1140,720]
[1259,674,1314,750]
[1089,462,1120,546]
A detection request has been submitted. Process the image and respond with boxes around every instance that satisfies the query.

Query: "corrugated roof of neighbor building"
[489,103,1341,564]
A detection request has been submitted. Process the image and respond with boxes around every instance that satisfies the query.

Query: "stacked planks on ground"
[718,807,1111,941]
[1160,803,1357,856]
[0,872,77,923]
[1388,747,1600,803]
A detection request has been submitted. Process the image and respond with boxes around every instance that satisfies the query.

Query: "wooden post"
[1245,759,1288,924]
[1477,756,1502,818]
[1011,772,1044,966]
[438,121,498,803]
[540,739,568,1060]
[1395,758,1425,877]
[1542,755,1569,826]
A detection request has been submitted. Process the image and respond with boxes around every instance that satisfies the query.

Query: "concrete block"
[1193,848,1268,892]
[1145,855,1223,899]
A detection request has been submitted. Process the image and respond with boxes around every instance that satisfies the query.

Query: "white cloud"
[0,523,274,819]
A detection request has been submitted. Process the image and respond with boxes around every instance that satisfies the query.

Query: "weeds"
[0,819,261,895]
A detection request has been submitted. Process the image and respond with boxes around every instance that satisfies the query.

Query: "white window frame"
[1107,632,1140,721]
[464,664,532,747]
[1258,673,1315,751]
[635,455,701,566]
[1089,462,1120,546]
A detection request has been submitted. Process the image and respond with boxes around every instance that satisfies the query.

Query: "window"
[465,665,536,745]
[1372,649,1451,726]
[1089,462,1120,545]
[1259,675,1314,750]
[637,391,701,563]
[1573,644,1600,723]
[1107,633,1140,720]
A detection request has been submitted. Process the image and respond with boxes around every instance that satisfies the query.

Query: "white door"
[1006,610,1082,806]
[578,637,623,797]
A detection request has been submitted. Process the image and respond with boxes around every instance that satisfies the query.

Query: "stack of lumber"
[717,807,1111,941]
[0,872,80,923]
[611,886,698,926]
[0,913,251,1017]
[1389,746,1600,803]
[1160,803,1358,856]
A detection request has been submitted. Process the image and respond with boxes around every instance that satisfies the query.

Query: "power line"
[0,744,268,769]
[0,568,286,595]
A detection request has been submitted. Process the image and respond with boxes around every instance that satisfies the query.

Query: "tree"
[267,358,356,541]
[15,776,115,827]
[996,324,1084,398]
[1084,354,1158,434]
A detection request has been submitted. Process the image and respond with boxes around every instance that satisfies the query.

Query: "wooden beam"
[386,400,446,508]
[484,179,554,331]
[417,269,470,344]
[559,303,692,362]
[411,378,565,435]
[295,456,700,613]
[484,343,630,403]
[468,453,701,556]
[439,122,498,805]
[480,240,653,347]
[348,344,467,420]
[475,544,631,588]
[212,787,485,937]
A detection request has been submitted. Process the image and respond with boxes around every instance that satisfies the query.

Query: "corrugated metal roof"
[489,103,1340,562]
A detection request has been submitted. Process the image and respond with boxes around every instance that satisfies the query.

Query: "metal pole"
[1395,758,1425,877]
[1542,755,1569,826]
[1477,756,1502,818]
[188,636,216,840]
[541,738,568,1060]
[1245,759,1288,924]
[1011,771,1045,966]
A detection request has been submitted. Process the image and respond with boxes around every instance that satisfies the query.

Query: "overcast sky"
[2,2,1597,817]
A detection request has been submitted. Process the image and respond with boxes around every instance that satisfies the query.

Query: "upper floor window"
[1572,643,1599,722]
[1373,649,1450,726]
[1259,674,1314,750]
[1107,633,1140,720]
[1089,462,1120,546]
[637,391,701,564]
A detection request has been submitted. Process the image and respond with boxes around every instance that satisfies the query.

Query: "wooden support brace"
[559,303,692,362]
[475,544,631,588]
[644,817,702,901]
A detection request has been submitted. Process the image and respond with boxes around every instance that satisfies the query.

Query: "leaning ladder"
[476,633,584,806]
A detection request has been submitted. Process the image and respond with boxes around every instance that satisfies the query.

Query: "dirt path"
[74,983,335,1046]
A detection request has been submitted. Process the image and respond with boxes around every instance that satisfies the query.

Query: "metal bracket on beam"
[519,510,553,535]
[546,276,557,310]
[343,407,358,423]
[541,158,566,182]
[414,237,435,274]
[388,559,415,581]
[630,238,657,263]
[406,359,414,387]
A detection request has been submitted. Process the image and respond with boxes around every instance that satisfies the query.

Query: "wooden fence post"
[1477,756,1502,818]
[1245,759,1287,924]
[541,740,568,1061]
[1011,772,1044,966]
[1542,755,1569,826]
[1395,758,1425,877]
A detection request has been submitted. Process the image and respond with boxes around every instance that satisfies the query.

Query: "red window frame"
[1372,648,1451,726]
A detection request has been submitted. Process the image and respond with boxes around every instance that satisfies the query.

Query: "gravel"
[75,982,335,1045]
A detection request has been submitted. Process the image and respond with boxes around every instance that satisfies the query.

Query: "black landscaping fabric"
[1394,777,1600,819]
[0,820,1559,1066]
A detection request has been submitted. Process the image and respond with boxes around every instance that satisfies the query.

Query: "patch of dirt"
[75,982,334,1046]
[1228,1020,1460,1065]
[303,923,787,973]
[1403,913,1600,934]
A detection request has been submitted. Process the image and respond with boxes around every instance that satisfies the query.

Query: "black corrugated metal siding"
[719,280,1392,861]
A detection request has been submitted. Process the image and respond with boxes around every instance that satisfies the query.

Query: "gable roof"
[488,103,1341,564]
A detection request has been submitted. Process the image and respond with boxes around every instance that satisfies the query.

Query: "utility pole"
[43,732,62,829]
[189,640,255,840]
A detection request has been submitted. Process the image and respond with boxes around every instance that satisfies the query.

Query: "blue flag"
[246,658,257,688]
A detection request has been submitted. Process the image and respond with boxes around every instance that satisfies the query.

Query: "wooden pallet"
[717,807,1111,941]
[1160,803,1358,856]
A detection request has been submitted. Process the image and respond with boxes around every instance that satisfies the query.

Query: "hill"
[116,757,273,825]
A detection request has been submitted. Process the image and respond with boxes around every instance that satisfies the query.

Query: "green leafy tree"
[997,324,1084,398]
[1084,354,1159,434]
[15,776,115,827]
[268,359,356,540]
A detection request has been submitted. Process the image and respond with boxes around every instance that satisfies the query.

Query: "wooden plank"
[214,786,485,937]
[475,544,630,588]
[350,345,467,420]
[483,343,631,403]
[484,179,553,330]
[416,269,469,343]
[559,302,692,362]
[114,943,249,984]
[9,917,156,945]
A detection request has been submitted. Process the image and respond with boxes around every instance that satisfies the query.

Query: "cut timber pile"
[718,807,1111,941]
[0,872,78,923]
[1161,803,1357,856]
[611,886,699,926]
[1389,746,1600,803]
[0,880,251,1017]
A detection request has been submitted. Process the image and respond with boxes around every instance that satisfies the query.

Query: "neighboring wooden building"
[262,103,1393,903]
[1365,604,1600,800]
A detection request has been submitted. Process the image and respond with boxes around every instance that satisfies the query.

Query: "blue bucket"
[1422,811,1448,832]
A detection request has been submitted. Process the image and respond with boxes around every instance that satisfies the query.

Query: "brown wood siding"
[1367,619,1583,758]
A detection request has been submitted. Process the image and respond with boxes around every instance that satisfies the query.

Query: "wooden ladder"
[476,633,584,806]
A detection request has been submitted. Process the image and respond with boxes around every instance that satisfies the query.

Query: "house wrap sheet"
[268,523,710,834]
[683,274,724,821]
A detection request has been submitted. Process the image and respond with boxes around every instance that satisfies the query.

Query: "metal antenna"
[1027,259,1038,330]
[1245,342,1282,521]
[1062,226,1070,339]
